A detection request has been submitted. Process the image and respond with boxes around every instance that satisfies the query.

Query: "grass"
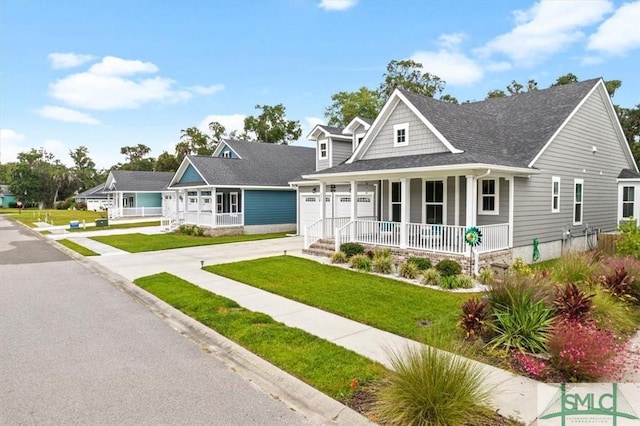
[57,239,99,256]
[92,232,289,253]
[67,220,160,232]
[1,208,106,227]
[206,256,469,343]
[134,272,386,400]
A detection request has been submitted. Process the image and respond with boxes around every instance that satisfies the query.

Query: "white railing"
[354,220,401,247]
[334,221,353,251]
[161,212,185,232]
[110,206,163,218]
[477,223,510,253]
[304,219,324,248]
[216,213,242,227]
[406,223,468,254]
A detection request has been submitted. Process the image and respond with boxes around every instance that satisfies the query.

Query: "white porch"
[107,192,164,219]
[162,187,244,231]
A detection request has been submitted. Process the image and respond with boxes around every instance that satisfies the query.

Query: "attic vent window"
[393,123,409,147]
[222,151,231,158]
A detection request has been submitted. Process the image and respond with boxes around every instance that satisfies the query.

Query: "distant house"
[73,183,110,211]
[295,78,638,271]
[103,171,174,219]
[0,185,16,208]
[164,140,315,234]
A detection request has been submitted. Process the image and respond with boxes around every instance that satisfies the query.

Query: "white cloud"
[198,114,247,137]
[188,84,225,95]
[1,129,27,164]
[410,50,484,86]
[478,0,613,67]
[88,56,159,76]
[318,0,356,11]
[588,1,640,55]
[37,106,101,125]
[437,33,466,50]
[1,128,25,144]
[301,116,325,140]
[485,61,512,72]
[48,53,94,69]
[581,55,605,66]
[42,139,73,166]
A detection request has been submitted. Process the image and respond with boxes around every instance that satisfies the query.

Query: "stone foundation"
[203,226,243,237]
[243,223,296,235]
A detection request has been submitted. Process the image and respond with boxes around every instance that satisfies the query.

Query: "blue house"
[165,140,315,234]
[103,170,174,219]
[0,185,16,208]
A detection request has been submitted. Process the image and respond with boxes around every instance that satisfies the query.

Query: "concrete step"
[302,248,334,258]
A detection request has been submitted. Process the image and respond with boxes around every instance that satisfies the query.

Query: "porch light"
[200,260,204,269]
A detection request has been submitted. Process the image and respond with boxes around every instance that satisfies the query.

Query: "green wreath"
[464,227,483,247]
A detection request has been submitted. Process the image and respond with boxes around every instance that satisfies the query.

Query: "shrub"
[56,198,74,210]
[455,275,473,289]
[477,268,495,285]
[602,257,640,303]
[548,321,627,382]
[407,256,431,271]
[350,254,371,272]
[512,352,551,380]
[436,259,462,277]
[179,224,194,235]
[439,275,458,290]
[617,219,640,259]
[511,257,532,277]
[365,249,375,259]
[487,274,554,311]
[459,297,489,338]
[340,242,364,258]
[372,250,393,274]
[553,282,593,323]
[76,201,87,211]
[194,226,205,237]
[330,251,348,264]
[552,251,600,288]
[421,268,440,286]
[372,344,492,426]
[398,261,419,279]
[591,287,640,337]
[488,292,555,354]
[600,264,638,304]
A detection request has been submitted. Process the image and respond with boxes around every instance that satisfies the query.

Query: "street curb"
[20,220,372,425]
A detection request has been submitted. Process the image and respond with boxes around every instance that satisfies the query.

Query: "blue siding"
[217,146,238,158]
[1,194,16,208]
[136,193,162,207]
[179,164,204,184]
[244,190,296,225]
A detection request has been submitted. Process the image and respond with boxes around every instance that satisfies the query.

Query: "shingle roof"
[75,183,107,199]
[177,140,315,187]
[310,79,601,176]
[108,171,174,191]
[619,168,640,179]
[318,125,345,135]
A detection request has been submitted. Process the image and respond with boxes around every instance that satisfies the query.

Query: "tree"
[155,151,180,172]
[0,162,15,184]
[118,144,154,171]
[439,94,459,104]
[605,80,622,98]
[551,73,579,86]
[69,146,99,193]
[616,104,640,168]
[379,59,445,101]
[324,87,382,127]
[486,89,506,99]
[243,103,302,144]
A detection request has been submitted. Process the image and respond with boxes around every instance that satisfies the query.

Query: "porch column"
[119,192,123,217]
[174,190,179,216]
[508,176,514,248]
[350,180,357,241]
[454,176,460,226]
[212,187,217,227]
[241,188,245,226]
[400,178,409,248]
[183,190,188,217]
[319,182,326,239]
[465,175,477,227]
[197,190,201,225]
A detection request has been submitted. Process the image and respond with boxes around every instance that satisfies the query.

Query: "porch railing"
[477,223,510,253]
[354,220,401,247]
[407,223,467,254]
[304,219,324,248]
[182,211,242,228]
[216,212,242,227]
[110,206,163,218]
[334,221,353,251]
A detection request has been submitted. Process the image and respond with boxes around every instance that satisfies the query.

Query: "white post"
[350,180,357,241]
[454,176,460,226]
[319,183,326,239]
[466,175,476,257]
[212,187,217,228]
[400,178,409,248]
[508,176,514,248]
[241,188,245,226]
[197,189,201,226]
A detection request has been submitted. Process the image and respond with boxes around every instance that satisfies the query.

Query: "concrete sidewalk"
[53,233,544,424]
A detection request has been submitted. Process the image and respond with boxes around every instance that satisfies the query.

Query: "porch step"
[303,248,335,258]
[304,238,336,258]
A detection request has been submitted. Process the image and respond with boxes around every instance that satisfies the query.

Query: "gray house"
[164,140,315,234]
[74,183,110,211]
[297,78,638,271]
[103,171,174,219]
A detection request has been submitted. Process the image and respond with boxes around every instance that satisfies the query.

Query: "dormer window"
[222,151,231,158]
[319,141,328,159]
[393,123,409,147]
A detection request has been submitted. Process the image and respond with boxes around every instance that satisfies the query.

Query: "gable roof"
[105,171,174,192]
[171,140,316,188]
[343,116,373,135]
[312,79,610,177]
[618,168,640,179]
[74,183,107,199]
[307,124,350,140]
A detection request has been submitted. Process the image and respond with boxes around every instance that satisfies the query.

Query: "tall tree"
[243,103,302,144]
[551,73,579,86]
[118,144,154,171]
[69,146,99,193]
[439,94,459,104]
[486,89,506,99]
[155,151,180,172]
[10,149,73,208]
[324,87,382,127]
[616,104,640,167]
[379,59,445,101]
[0,162,15,184]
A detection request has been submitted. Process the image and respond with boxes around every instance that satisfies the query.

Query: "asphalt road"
[0,216,309,425]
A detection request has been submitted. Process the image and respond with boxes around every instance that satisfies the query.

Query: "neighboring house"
[164,140,315,234]
[618,168,640,223]
[0,185,16,208]
[73,183,110,211]
[296,78,638,271]
[103,170,174,219]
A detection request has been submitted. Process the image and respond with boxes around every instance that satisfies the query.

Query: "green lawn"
[135,273,386,400]
[57,239,99,256]
[206,256,470,343]
[91,232,289,253]
[1,208,105,227]
[67,220,160,232]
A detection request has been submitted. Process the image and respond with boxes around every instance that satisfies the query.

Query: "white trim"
[221,150,231,158]
[168,156,210,188]
[230,192,239,213]
[212,140,242,159]
[478,178,499,215]
[342,117,372,134]
[573,178,584,225]
[620,184,636,219]
[551,176,561,213]
[393,123,409,147]
[319,140,328,159]
[168,184,292,191]
[508,176,514,248]
[423,179,446,224]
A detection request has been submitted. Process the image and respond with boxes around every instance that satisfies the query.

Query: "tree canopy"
[243,103,302,144]
[324,87,382,127]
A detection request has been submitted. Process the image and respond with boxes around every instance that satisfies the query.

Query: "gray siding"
[316,137,330,171]
[362,102,448,160]
[332,140,352,166]
[477,177,509,226]
[446,176,455,225]
[513,87,633,248]
[410,178,422,223]
[459,177,467,226]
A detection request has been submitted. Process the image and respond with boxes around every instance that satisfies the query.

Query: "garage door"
[299,192,375,232]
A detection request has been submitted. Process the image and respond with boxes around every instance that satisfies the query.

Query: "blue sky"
[1,0,639,169]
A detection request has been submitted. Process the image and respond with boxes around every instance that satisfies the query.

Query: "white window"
[478,178,499,215]
[551,177,560,213]
[230,192,239,213]
[357,197,371,203]
[340,197,351,202]
[573,179,583,225]
[622,186,635,218]
[424,180,444,224]
[222,151,231,158]
[393,123,409,147]
[305,197,316,202]
[216,193,223,213]
[390,181,402,222]
[319,141,328,159]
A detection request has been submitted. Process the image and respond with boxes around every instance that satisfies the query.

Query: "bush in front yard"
[553,282,593,323]
[436,259,462,277]
[477,267,495,285]
[590,287,640,337]
[407,256,431,271]
[350,254,372,272]
[372,250,393,274]
[421,268,440,286]
[330,251,348,264]
[551,251,600,289]
[340,242,365,258]
[458,297,489,339]
[398,261,419,279]
[617,219,640,259]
